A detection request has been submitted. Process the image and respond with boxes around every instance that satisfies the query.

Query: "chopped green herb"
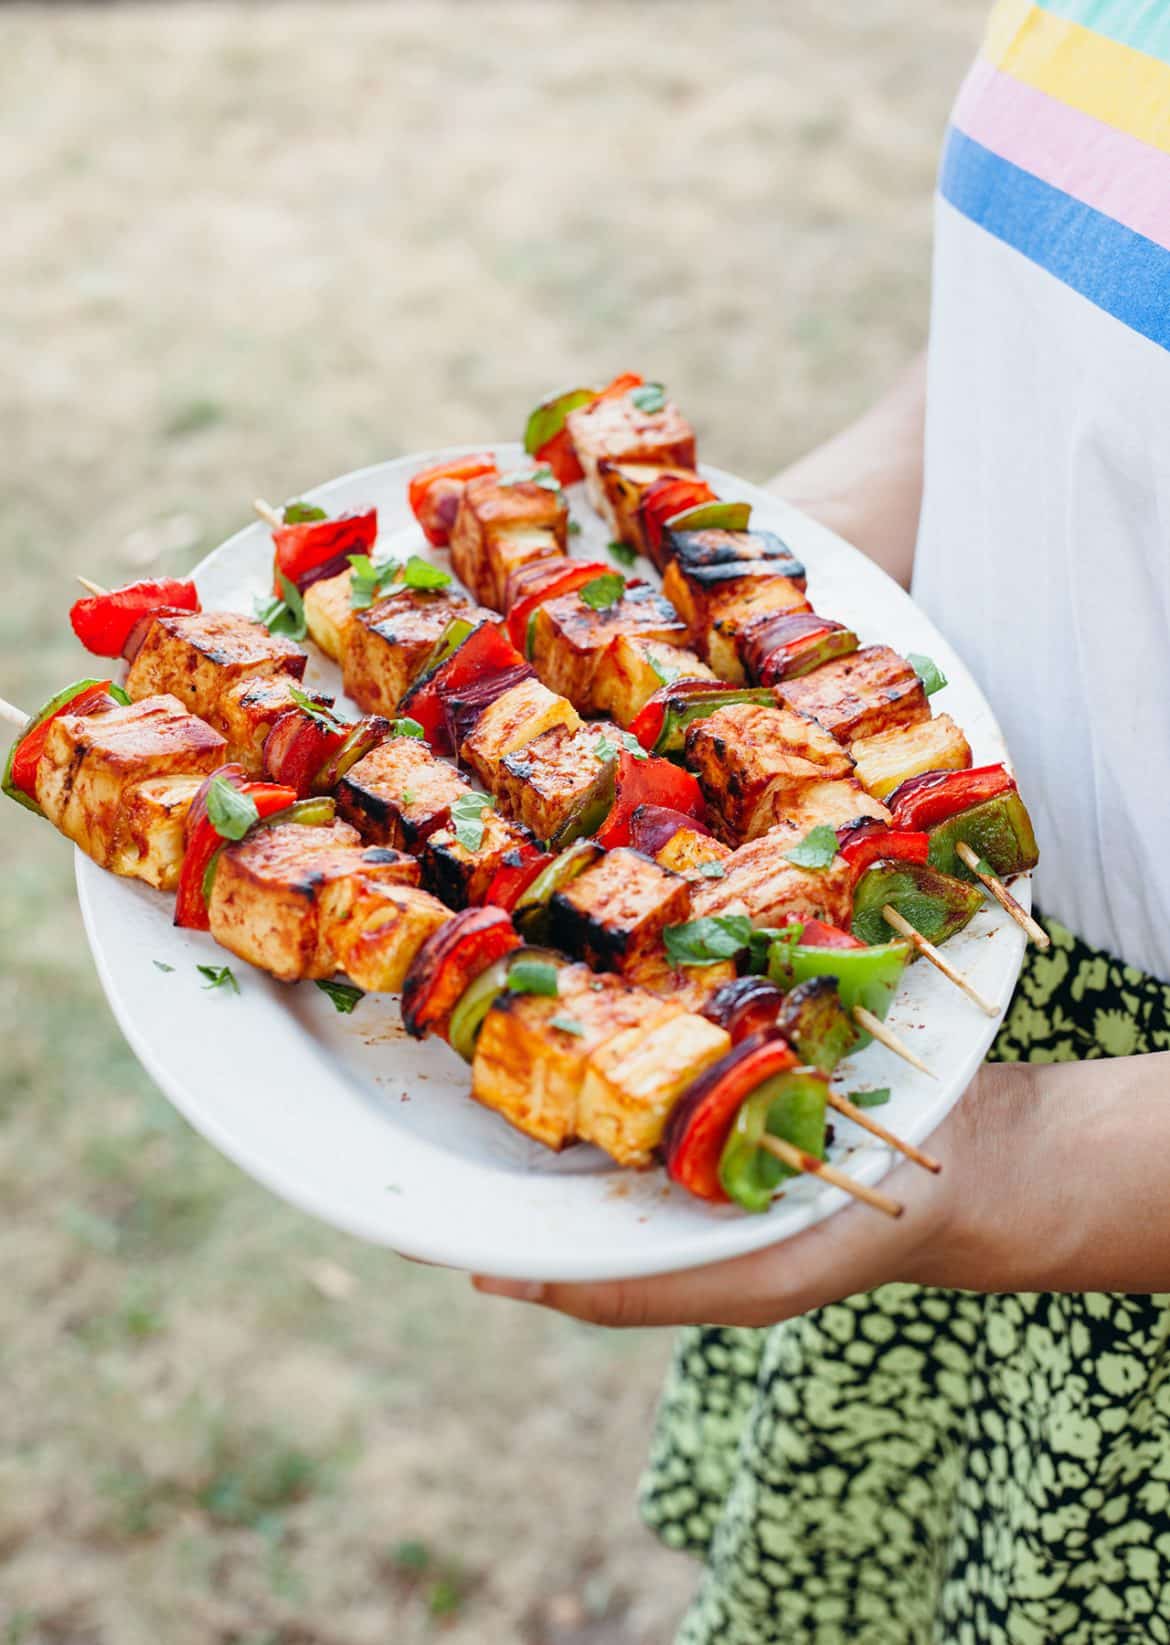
[698,860,726,879]
[664,913,755,968]
[567,519,582,536]
[579,572,625,611]
[197,964,239,994]
[255,573,307,641]
[499,464,561,492]
[348,553,402,610]
[390,717,425,739]
[506,959,560,997]
[630,382,667,415]
[315,978,364,1014]
[608,539,637,567]
[907,652,948,697]
[206,777,260,842]
[852,1087,891,1109]
[621,730,648,761]
[593,735,617,763]
[153,960,175,973]
[401,554,452,591]
[647,650,682,687]
[783,824,839,870]
[287,684,346,732]
[282,500,328,524]
[450,792,495,852]
[400,788,416,806]
[550,1015,585,1037]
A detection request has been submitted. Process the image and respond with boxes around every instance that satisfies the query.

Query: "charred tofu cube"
[653,827,733,881]
[777,646,929,746]
[549,846,692,973]
[471,964,664,1151]
[685,702,853,843]
[621,946,738,1014]
[706,580,813,682]
[126,611,306,720]
[459,677,579,790]
[578,1008,731,1167]
[851,713,972,800]
[592,461,697,555]
[343,590,483,718]
[302,569,354,662]
[336,735,473,849]
[496,720,619,846]
[421,807,536,909]
[591,635,716,727]
[110,773,207,890]
[779,779,890,833]
[691,823,854,931]
[36,695,227,878]
[567,391,696,538]
[529,586,689,712]
[208,822,417,982]
[330,883,451,994]
[449,473,567,609]
[212,676,333,775]
[661,529,809,678]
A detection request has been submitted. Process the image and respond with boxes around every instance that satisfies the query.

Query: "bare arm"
[767,352,927,589]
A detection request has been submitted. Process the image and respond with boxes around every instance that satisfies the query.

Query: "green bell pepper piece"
[775,977,860,1072]
[651,686,775,760]
[769,939,910,1019]
[3,678,131,815]
[523,386,597,455]
[547,761,617,851]
[926,792,1040,881]
[664,500,752,536]
[718,1069,828,1214]
[514,838,604,942]
[851,858,984,948]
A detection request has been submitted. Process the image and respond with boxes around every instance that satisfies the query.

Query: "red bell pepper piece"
[791,919,866,950]
[69,579,201,659]
[664,1034,797,1203]
[595,751,706,849]
[271,509,378,595]
[837,820,930,880]
[483,842,553,913]
[401,906,522,1042]
[532,425,585,486]
[4,679,122,812]
[263,705,348,797]
[408,454,498,547]
[401,622,522,754]
[627,803,714,857]
[504,559,609,651]
[528,374,646,484]
[888,764,1016,832]
[639,475,718,564]
[174,766,298,931]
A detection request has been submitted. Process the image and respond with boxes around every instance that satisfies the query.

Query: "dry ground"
[0,4,984,1640]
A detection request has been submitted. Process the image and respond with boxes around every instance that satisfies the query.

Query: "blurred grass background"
[0,4,983,1640]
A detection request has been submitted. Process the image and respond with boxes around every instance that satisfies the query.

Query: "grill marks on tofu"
[336,736,473,849]
[449,474,568,609]
[780,779,890,834]
[126,612,305,719]
[207,821,418,982]
[459,677,580,791]
[686,702,853,843]
[421,809,536,909]
[591,635,716,728]
[778,646,929,746]
[578,1009,730,1167]
[661,529,811,680]
[212,676,331,774]
[851,712,973,800]
[496,721,619,846]
[692,823,854,931]
[567,393,696,536]
[529,588,689,713]
[35,696,227,882]
[344,590,483,718]
[549,846,692,973]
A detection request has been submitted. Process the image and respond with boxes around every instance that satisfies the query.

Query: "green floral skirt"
[641,916,1170,1644]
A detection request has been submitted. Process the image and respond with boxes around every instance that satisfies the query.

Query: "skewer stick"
[852,1006,936,1079]
[758,1133,903,1218]
[0,695,29,730]
[76,575,108,597]
[955,841,1050,950]
[879,904,998,1017]
[253,498,283,530]
[826,1091,941,1173]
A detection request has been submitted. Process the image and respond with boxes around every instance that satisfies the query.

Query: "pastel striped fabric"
[942,0,1170,349]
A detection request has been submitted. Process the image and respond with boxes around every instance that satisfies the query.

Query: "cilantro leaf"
[647,650,682,687]
[153,960,175,973]
[288,684,346,732]
[852,1087,891,1109]
[783,825,839,870]
[400,788,416,806]
[283,500,328,524]
[315,978,364,1014]
[390,717,425,739]
[608,540,637,567]
[401,555,452,591]
[567,519,582,536]
[593,736,617,763]
[450,792,495,852]
[620,731,648,761]
[907,652,948,697]
[550,1015,585,1037]
[580,573,625,611]
[348,553,402,611]
[663,914,756,968]
[197,964,239,994]
[498,464,561,492]
[255,573,307,641]
[206,777,260,842]
[698,860,726,879]
[630,382,667,415]
[506,959,560,997]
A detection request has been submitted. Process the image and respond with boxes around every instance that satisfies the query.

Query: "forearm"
[767,352,926,589]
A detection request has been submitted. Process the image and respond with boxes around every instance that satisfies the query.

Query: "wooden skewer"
[826,1091,941,1173]
[758,1133,903,1218]
[253,498,283,530]
[76,575,108,597]
[955,840,1050,950]
[880,903,999,1018]
[852,1005,936,1079]
[0,695,29,730]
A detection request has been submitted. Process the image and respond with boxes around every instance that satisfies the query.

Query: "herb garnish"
[698,860,726,879]
[507,959,560,997]
[647,650,682,687]
[197,964,239,994]
[608,540,637,567]
[206,777,260,842]
[783,825,839,870]
[594,730,647,763]
[551,1015,585,1037]
[153,960,175,973]
[315,978,365,1014]
[907,653,948,697]
[450,792,495,852]
[499,464,561,492]
[663,913,780,972]
[400,788,416,806]
[630,382,667,415]
[288,684,346,733]
[348,554,400,610]
[853,1087,891,1109]
[255,573,307,641]
[579,572,625,611]
[402,555,452,590]
[283,500,328,524]
[390,717,425,739]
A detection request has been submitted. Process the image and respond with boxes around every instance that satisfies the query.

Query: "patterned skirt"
[641,916,1170,1644]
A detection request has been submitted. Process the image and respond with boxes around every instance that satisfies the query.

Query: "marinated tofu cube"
[330,884,452,994]
[109,773,207,891]
[449,473,568,609]
[691,823,854,930]
[593,461,697,555]
[496,720,620,846]
[302,569,354,662]
[567,391,696,537]
[591,635,716,727]
[685,702,853,843]
[336,735,473,849]
[851,713,972,799]
[212,675,333,775]
[125,611,305,720]
[777,646,930,746]
[706,579,813,682]
[662,526,806,627]
[471,964,663,1151]
[343,589,483,718]
[421,807,536,909]
[621,946,738,1013]
[779,779,891,834]
[653,827,733,881]
[549,846,692,973]
[459,677,580,790]
[529,587,689,712]
[578,1008,731,1167]
[36,695,226,875]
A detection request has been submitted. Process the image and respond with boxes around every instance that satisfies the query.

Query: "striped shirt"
[913,0,1170,980]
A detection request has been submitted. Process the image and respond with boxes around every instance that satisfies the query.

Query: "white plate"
[76,447,1028,1281]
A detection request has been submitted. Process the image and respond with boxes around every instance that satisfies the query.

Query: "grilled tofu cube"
[343,590,484,719]
[336,735,473,849]
[777,646,929,746]
[567,391,696,538]
[208,822,417,982]
[591,635,715,727]
[212,675,333,774]
[780,779,891,834]
[421,807,536,909]
[621,945,737,1013]
[110,773,207,890]
[662,526,805,624]
[578,1008,731,1167]
[706,580,813,682]
[302,569,354,661]
[471,965,664,1151]
[686,702,853,843]
[653,827,733,881]
[496,720,619,845]
[549,846,692,973]
[692,823,854,930]
[36,695,226,876]
[449,473,567,609]
[459,676,579,790]
[126,611,305,719]
[851,713,973,800]
[330,883,451,994]
[529,587,689,712]
[593,461,697,554]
